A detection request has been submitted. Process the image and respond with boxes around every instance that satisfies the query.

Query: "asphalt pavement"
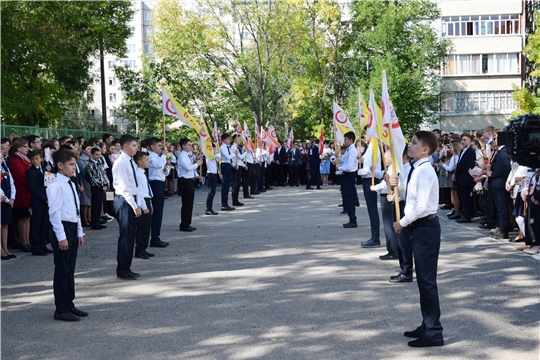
[1,184,539,360]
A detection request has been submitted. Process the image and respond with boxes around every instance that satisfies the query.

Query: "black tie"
[68,180,80,216]
[227,146,231,155]
[145,172,153,197]
[130,159,138,187]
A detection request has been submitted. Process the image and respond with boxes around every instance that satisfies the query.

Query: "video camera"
[498,114,540,168]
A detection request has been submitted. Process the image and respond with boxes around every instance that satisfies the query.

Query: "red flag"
[318,129,324,155]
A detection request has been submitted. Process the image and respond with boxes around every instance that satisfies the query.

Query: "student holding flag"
[177,138,202,232]
[338,131,359,228]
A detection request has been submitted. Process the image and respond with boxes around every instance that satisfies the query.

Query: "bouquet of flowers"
[439,146,452,163]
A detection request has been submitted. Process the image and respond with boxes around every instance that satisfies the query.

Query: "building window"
[109,77,116,85]
[442,14,520,37]
[108,60,116,69]
[443,53,519,76]
[89,62,94,70]
[110,109,116,117]
[441,92,516,112]
[130,27,135,36]
[124,60,136,68]
[109,93,116,102]
[87,93,94,102]
[88,109,95,116]
[126,44,136,53]
[144,44,153,53]
[144,27,153,38]
[144,10,151,21]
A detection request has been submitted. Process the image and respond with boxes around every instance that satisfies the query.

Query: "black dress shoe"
[1,256,11,260]
[361,239,380,248]
[205,210,219,215]
[479,223,490,229]
[41,246,54,254]
[21,244,32,253]
[446,210,455,217]
[7,254,17,259]
[232,201,244,206]
[144,250,155,257]
[338,204,343,207]
[379,253,399,260]
[316,187,322,189]
[390,274,413,283]
[70,307,88,317]
[456,218,471,223]
[149,240,168,248]
[90,225,105,230]
[130,271,141,277]
[180,226,193,232]
[355,202,360,207]
[305,186,313,190]
[404,326,426,338]
[244,195,254,199]
[343,222,358,228]
[408,335,444,347]
[54,311,80,322]
[340,211,347,215]
[509,237,525,242]
[221,206,235,211]
[135,251,149,259]
[100,219,108,225]
[117,273,137,280]
[32,248,48,256]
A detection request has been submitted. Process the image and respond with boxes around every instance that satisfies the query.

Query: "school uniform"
[87,159,107,229]
[220,143,235,208]
[148,151,167,245]
[47,173,84,315]
[177,150,198,230]
[358,143,382,245]
[1,161,16,225]
[307,144,321,189]
[287,148,300,186]
[134,168,153,256]
[205,153,220,212]
[245,149,258,196]
[338,144,358,225]
[400,156,443,344]
[454,146,476,221]
[112,152,140,279]
[26,165,51,254]
[256,148,268,192]
[395,163,413,277]
[230,143,246,205]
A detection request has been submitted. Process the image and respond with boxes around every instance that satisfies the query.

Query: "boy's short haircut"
[461,132,472,140]
[102,133,113,142]
[179,138,191,148]
[90,147,101,155]
[59,136,72,145]
[52,149,76,167]
[133,151,148,164]
[221,133,230,141]
[27,150,42,159]
[344,131,356,142]
[60,144,73,151]
[147,137,162,147]
[414,131,438,155]
[119,134,137,148]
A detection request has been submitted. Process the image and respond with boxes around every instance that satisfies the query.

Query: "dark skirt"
[1,203,12,224]
[512,193,524,217]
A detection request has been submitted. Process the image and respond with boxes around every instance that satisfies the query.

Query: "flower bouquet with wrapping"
[439,146,452,163]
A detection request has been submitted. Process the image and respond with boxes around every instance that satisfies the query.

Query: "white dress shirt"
[112,152,139,211]
[206,153,220,174]
[231,144,246,167]
[245,149,254,164]
[148,151,167,181]
[399,157,439,227]
[442,155,459,172]
[136,167,151,211]
[47,173,83,241]
[177,151,198,179]
[220,144,235,164]
[338,144,358,173]
[358,142,381,178]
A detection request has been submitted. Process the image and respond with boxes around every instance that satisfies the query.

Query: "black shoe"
[343,222,358,228]
[316,187,322,190]
[32,247,48,256]
[90,226,104,230]
[440,204,453,210]
[404,326,426,338]
[117,273,137,280]
[305,186,313,190]
[492,232,509,239]
[232,201,244,206]
[390,274,413,283]
[221,206,235,211]
[54,311,80,322]
[446,210,455,217]
[379,253,399,260]
[361,239,380,248]
[180,226,193,232]
[455,218,470,223]
[99,219,108,225]
[205,210,219,215]
[144,250,155,257]
[1,256,11,260]
[408,335,444,347]
[41,246,53,254]
[130,271,141,277]
[338,204,343,207]
[244,195,254,199]
[135,251,149,259]
[7,254,17,259]
[70,307,88,317]
[479,223,490,229]
[355,202,360,207]
[260,189,266,192]
[509,237,525,243]
[149,240,168,248]
[21,244,32,253]
[447,214,461,220]
[339,211,347,215]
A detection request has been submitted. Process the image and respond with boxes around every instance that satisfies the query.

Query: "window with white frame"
[144,10,151,21]
[144,44,153,53]
[108,60,116,69]
[442,14,520,37]
[109,93,116,102]
[109,77,116,85]
[126,44,136,53]
[144,26,153,38]
[443,53,519,76]
[110,109,116,117]
[124,60,136,68]
[441,92,516,112]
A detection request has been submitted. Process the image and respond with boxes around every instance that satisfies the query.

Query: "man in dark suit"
[306,139,321,189]
[274,141,286,186]
[453,133,476,223]
[287,142,300,186]
[487,133,511,238]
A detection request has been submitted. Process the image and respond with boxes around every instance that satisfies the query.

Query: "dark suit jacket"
[287,148,300,166]
[489,146,511,188]
[275,147,286,164]
[455,147,475,188]
[308,145,320,166]
[26,166,48,208]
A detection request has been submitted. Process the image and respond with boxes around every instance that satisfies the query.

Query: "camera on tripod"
[498,114,540,168]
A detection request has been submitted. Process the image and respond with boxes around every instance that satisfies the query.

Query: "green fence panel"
[1,124,139,141]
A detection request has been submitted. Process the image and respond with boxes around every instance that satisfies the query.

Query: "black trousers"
[381,196,399,256]
[135,198,152,251]
[30,205,49,249]
[221,163,233,207]
[258,165,266,191]
[114,196,136,276]
[458,185,473,220]
[362,178,380,241]
[247,163,258,194]
[242,165,251,198]
[150,180,165,243]
[308,164,320,188]
[265,164,273,188]
[288,165,299,186]
[411,216,443,338]
[395,201,413,276]
[91,185,103,228]
[178,177,195,227]
[232,167,244,202]
[206,173,218,211]
[50,221,78,314]
[341,172,357,223]
[491,186,510,233]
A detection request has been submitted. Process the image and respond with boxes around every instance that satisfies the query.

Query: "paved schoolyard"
[2,185,539,359]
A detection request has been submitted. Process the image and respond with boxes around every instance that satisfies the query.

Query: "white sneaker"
[105,214,114,220]
[532,253,540,261]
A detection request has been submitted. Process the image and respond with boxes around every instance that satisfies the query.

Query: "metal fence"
[1,124,132,140]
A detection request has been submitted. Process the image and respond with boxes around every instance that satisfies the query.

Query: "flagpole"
[162,114,166,145]
[384,103,401,222]
[358,88,363,171]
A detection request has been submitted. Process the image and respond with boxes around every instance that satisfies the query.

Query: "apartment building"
[437,0,525,133]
